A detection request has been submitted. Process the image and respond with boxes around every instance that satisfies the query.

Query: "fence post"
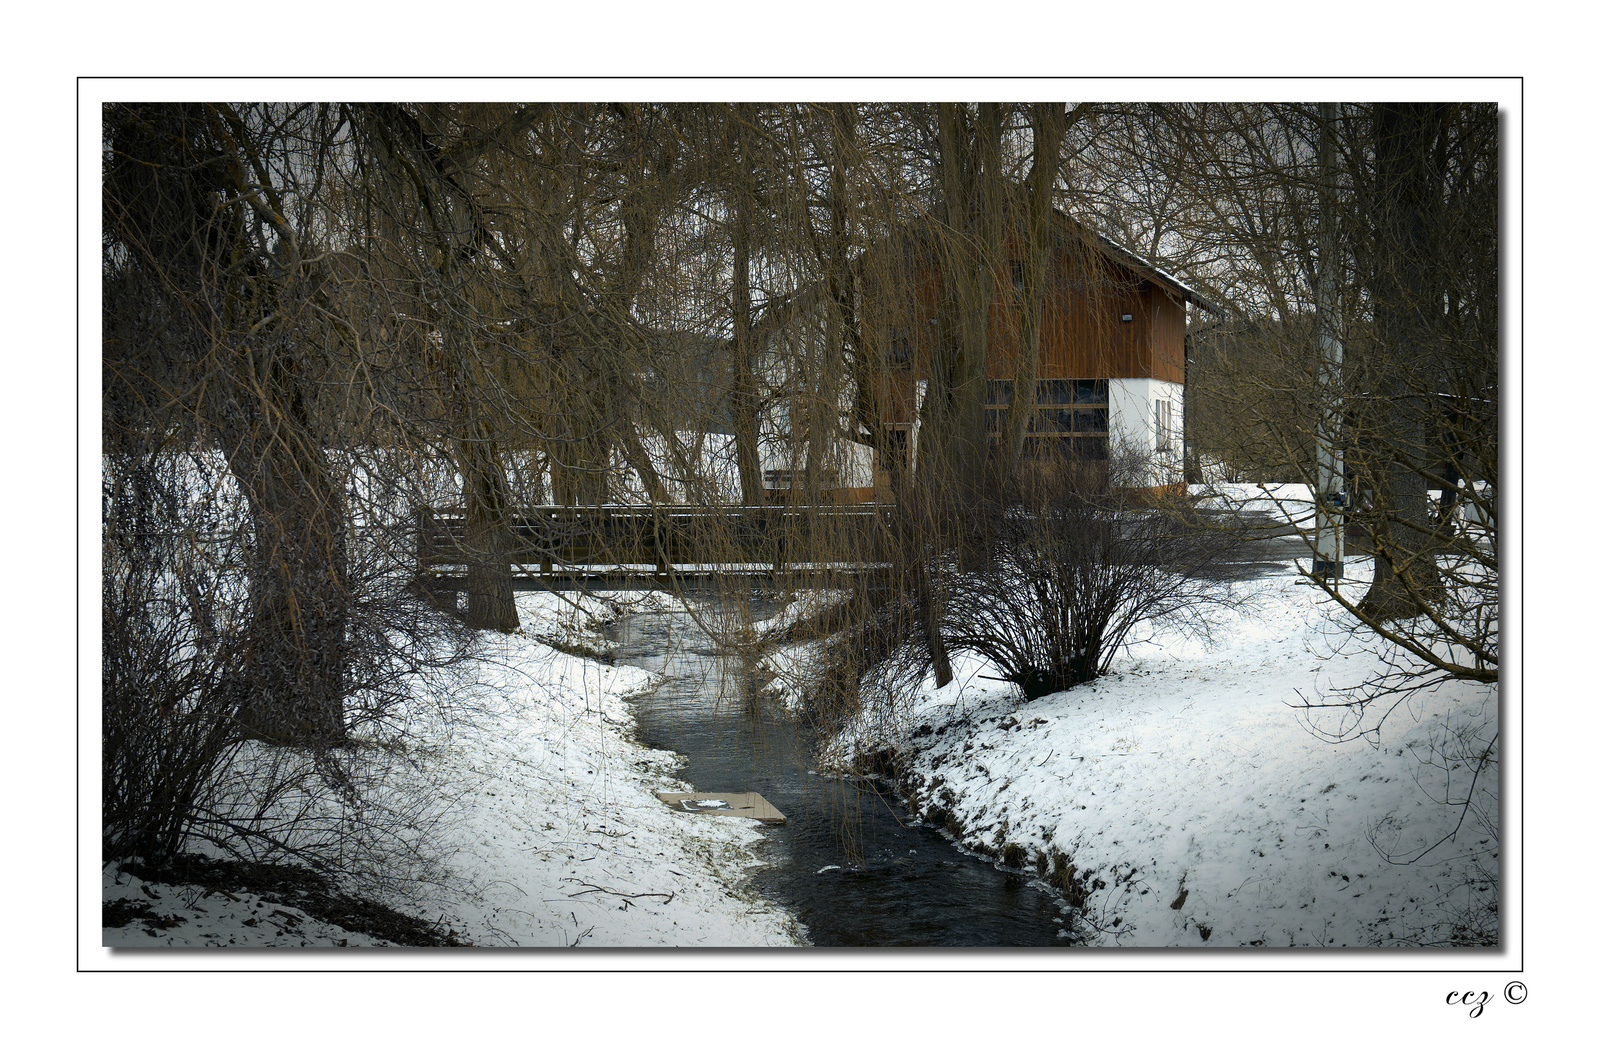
[416,505,430,566]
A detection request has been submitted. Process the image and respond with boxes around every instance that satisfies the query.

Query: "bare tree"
[1133,102,1498,692]
[105,103,355,746]
[105,99,1498,914]
[102,103,480,870]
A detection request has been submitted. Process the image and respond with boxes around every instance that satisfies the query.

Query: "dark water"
[609,599,1078,947]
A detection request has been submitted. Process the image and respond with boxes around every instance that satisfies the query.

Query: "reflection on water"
[610,602,1078,947]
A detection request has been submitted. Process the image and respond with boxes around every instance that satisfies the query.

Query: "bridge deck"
[416,505,894,593]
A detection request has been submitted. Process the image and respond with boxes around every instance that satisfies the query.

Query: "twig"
[561,879,676,904]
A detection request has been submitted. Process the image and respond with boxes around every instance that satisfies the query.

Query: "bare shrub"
[102,441,482,875]
[796,447,1237,749]
[102,451,243,864]
[940,466,1234,700]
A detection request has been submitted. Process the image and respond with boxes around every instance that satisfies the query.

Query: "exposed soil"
[107,855,471,947]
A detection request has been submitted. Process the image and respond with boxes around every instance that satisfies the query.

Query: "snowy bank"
[100,591,806,951]
[810,556,1498,948]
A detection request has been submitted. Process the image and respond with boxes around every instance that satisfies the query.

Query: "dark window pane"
[984,407,1007,432]
[1034,407,1072,433]
[1074,407,1108,433]
[987,379,1013,405]
[1075,379,1108,404]
[1022,434,1057,458]
[1038,379,1072,404]
[889,328,910,366]
[1071,436,1110,460]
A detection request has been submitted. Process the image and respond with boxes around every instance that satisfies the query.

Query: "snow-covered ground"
[96,482,1497,954]
[772,483,1500,947]
[99,591,806,954]
[1194,478,1317,524]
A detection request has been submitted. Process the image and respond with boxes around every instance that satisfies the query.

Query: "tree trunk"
[925,103,1001,504]
[550,373,614,509]
[105,103,352,746]
[1358,103,1444,619]
[729,107,767,508]
[1000,104,1065,471]
[460,420,521,633]
[218,358,350,746]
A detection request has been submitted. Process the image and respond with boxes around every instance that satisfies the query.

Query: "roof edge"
[1088,228,1227,318]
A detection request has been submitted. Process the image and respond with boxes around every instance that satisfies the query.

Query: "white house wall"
[757,435,874,490]
[615,431,743,504]
[1110,377,1185,488]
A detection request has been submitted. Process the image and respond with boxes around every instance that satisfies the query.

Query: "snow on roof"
[1090,228,1227,318]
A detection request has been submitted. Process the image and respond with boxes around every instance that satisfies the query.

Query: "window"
[1155,398,1174,451]
[985,378,1110,460]
[885,426,910,472]
[1038,379,1073,404]
[888,327,911,367]
[1074,407,1109,433]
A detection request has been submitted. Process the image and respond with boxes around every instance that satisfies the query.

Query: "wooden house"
[862,210,1222,497]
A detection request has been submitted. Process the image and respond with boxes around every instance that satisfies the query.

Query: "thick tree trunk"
[923,103,1000,504]
[916,558,953,689]
[548,371,611,509]
[460,422,521,633]
[1358,103,1444,620]
[432,315,523,632]
[105,103,352,746]
[219,370,350,746]
[903,103,1013,689]
[616,418,671,505]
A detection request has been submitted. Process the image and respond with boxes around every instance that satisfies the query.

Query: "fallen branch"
[561,879,676,906]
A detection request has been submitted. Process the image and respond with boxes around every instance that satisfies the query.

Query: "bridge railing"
[416,504,896,591]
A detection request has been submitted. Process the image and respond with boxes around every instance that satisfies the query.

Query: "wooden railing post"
[540,508,552,574]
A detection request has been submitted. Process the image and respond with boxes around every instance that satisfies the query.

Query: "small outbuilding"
[861,210,1223,497]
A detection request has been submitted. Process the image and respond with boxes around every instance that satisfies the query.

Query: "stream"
[609,596,1079,947]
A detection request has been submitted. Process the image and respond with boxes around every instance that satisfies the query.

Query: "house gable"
[863,213,1211,417]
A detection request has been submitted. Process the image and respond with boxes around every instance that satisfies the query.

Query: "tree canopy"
[101,100,1501,871]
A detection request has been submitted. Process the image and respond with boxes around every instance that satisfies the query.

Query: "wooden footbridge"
[416,504,894,593]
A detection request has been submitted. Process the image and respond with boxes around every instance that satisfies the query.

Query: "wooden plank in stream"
[655,791,786,825]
